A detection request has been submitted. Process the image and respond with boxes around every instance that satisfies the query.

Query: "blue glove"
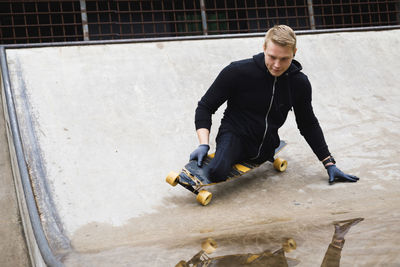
[326,165,359,184]
[189,144,210,167]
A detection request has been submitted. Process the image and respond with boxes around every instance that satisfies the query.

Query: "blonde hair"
[264,25,297,52]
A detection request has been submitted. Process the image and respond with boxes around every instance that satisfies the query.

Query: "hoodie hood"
[252,52,302,77]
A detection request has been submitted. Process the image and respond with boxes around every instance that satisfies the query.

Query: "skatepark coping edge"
[1,25,399,50]
[1,47,62,266]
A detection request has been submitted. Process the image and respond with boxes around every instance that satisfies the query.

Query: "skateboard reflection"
[176,218,363,267]
[176,237,297,267]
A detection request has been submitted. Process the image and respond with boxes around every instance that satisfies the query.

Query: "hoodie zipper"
[251,76,277,160]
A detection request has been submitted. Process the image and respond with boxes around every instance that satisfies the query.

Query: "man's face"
[263,40,296,77]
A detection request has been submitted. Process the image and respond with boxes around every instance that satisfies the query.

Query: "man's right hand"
[189,144,210,167]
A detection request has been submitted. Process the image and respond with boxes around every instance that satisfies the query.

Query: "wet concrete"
[63,211,398,266]
[1,29,400,266]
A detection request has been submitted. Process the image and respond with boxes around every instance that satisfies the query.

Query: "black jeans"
[208,131,249,183]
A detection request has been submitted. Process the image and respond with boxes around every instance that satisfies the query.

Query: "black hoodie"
[195,52,330,163]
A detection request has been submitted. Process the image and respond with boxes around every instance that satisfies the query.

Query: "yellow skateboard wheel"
[273,157,287,172]
[175,261,187,267]
[196,190,212,206]
[283,238,297,252]
[201,238,217,254]
[166,171,179,186]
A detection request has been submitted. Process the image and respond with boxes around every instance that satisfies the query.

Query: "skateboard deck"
[166,140,287,205]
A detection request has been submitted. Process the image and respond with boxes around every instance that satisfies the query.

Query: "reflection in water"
[176,237,297,267]
[321,217,364,267]
[176,218,363,267]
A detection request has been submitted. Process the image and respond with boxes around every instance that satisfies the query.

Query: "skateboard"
[166,140,287,206]
[175,237,297,266]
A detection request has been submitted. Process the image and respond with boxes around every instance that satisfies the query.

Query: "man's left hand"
[326,165,359,185]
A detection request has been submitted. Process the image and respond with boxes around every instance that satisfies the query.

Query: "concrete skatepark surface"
[1,29,400,266]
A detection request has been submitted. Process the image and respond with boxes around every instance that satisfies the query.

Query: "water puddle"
[175,218,363,267]
[65,215,400,266]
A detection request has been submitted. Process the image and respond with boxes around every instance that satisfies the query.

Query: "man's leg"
[208,132,244,183]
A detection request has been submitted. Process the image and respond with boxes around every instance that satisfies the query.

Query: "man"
[190,25,359,185]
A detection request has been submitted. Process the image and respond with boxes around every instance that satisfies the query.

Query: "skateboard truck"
[166,171,213,206]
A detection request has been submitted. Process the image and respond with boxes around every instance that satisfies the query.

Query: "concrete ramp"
[1,29,400,266]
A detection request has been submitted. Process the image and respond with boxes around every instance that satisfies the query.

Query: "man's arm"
[196,128,210,145]
[191,64,235,166]
[293,76,359,184]
[189,128,211,166]
[292,76,330,161]
[195,64,234,131]
[321,156,333,166]
[321,218,363,267]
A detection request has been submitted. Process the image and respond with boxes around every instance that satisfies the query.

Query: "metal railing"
[0,1,83,43]
[1,1,400,47]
